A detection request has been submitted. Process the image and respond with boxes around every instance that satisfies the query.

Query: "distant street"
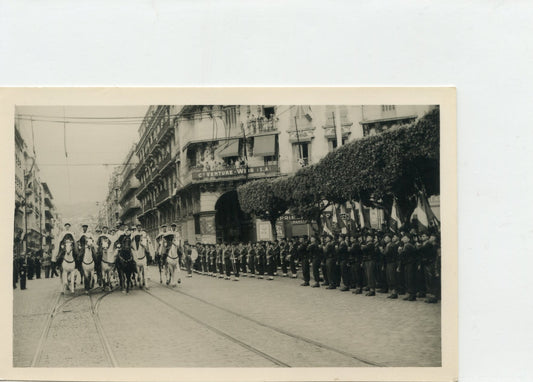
[14,266,440,367]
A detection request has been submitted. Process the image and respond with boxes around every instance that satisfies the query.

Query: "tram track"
[147,279,383,367]
[30,286,117,367]
[142,287,290,367]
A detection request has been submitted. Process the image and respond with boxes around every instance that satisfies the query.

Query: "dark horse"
[115,235,137,293]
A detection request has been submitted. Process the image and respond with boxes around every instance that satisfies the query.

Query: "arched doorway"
[215,190,254,244]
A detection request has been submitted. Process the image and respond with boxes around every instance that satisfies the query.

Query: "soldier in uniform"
[287,239,298,278]
[324,235,338,289]
[183,241,193,277]
[247,242,256,278]
[380,233,399,299]
[297,236,310,286]
[265,241,275,280]
[338,235,351,291]
[256,242,266,279]
[309,236,323,287]
[398,233,418,301]
[361,235,377,296]
[279,239,289,277]
[418,232,439,303]
[239,242,248,277]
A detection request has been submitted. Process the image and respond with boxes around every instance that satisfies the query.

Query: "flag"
[390,198,402,232]
[355,201,367,229]
[410,191,439,232]
[323,208,333,236]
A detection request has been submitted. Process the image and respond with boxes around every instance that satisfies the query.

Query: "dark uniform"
[256,244,266,279]
[233,245,241,279]
[350,237,364,294]
[266,245,275,279]
[308,239,322,287]
[338,238,351,291]
[381,238,399,298]
[398,238,418,301]
[361,238,377,296]
[418,237,439,303]
[287,241,298,278]
[297,239,310,286]
[247,245,256,277]
[324,239,338,289]
[239,245,248,276]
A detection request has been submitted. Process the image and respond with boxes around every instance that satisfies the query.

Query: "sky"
[16,106,149,219]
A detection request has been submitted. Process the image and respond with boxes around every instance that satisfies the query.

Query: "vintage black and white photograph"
[10,99,448,371]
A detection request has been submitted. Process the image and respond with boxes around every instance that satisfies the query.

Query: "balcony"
[246,116,278,136]
[156,188,170,205]
[44,196,53,208]
[45,207,53,219]
[120,198,141,220]
[45,218,53,230]
[119,176,141,202]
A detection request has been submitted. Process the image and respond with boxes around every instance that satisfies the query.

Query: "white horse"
[132,235,152,289]
[60,240,77,294]
[99,237,116,291]
[81,237,96,293]
[165,238,182,287]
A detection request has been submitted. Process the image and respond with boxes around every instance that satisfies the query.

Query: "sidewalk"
[13,276,61,367]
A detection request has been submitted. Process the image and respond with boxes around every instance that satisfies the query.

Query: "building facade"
[14,122,59,255]
[128,104,436,245]
[118,144,141,227]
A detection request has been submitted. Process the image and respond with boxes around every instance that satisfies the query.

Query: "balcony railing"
[156,188,170,205]
[246,116,278,136]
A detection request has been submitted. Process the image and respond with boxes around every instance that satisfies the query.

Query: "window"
[263,106,275,119]
[292,142,310,169]
[382,105,396,112]
[194,215,201,235]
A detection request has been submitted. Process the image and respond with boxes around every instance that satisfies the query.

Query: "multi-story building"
[118,144,141,227]
[42,182,57,252]
[14,122,61,254]
[134,105,180,239]
[131,104,436,245]
[100,168,123,230]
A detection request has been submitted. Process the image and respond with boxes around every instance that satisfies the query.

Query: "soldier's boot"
[340,286,350,292]
[311,282,320,288]
[352,288,363,294]
[425,296,438,303]
[388,293,398,299]
[300,282,309,286]
[403,294,416,301]
[365,290,375,296]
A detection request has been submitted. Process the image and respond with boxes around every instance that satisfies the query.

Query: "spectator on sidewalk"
[42,251,52,279]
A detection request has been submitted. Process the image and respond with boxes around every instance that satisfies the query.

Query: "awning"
[217,139,240,158]
[254,135,276,156]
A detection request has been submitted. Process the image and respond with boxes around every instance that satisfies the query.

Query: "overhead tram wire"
[16,105,298,126]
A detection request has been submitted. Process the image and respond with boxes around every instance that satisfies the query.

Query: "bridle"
[63,243,75,263]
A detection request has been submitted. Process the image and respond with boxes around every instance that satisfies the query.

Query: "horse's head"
[85,237,95,248]
[100,238,110,250]
[64,239,73,253]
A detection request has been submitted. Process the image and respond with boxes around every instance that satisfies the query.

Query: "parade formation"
[15,219,440,306]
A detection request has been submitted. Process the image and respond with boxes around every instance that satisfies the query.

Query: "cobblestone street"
[13,266,441,367]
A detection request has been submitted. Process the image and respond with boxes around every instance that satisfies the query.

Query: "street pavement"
[13,266,440,367]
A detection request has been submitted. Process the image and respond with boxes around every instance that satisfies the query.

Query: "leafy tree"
[237,178,289,241]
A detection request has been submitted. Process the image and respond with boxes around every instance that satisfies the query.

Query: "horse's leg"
[70,271,75,294]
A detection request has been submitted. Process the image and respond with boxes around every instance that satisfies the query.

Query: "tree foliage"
[237,107,440,231]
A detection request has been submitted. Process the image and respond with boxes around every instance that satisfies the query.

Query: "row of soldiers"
[190,228,441,303]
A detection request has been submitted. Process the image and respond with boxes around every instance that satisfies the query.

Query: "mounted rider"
[77,224,94,275]
[52,222,79,269]
[96,225,113,274]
